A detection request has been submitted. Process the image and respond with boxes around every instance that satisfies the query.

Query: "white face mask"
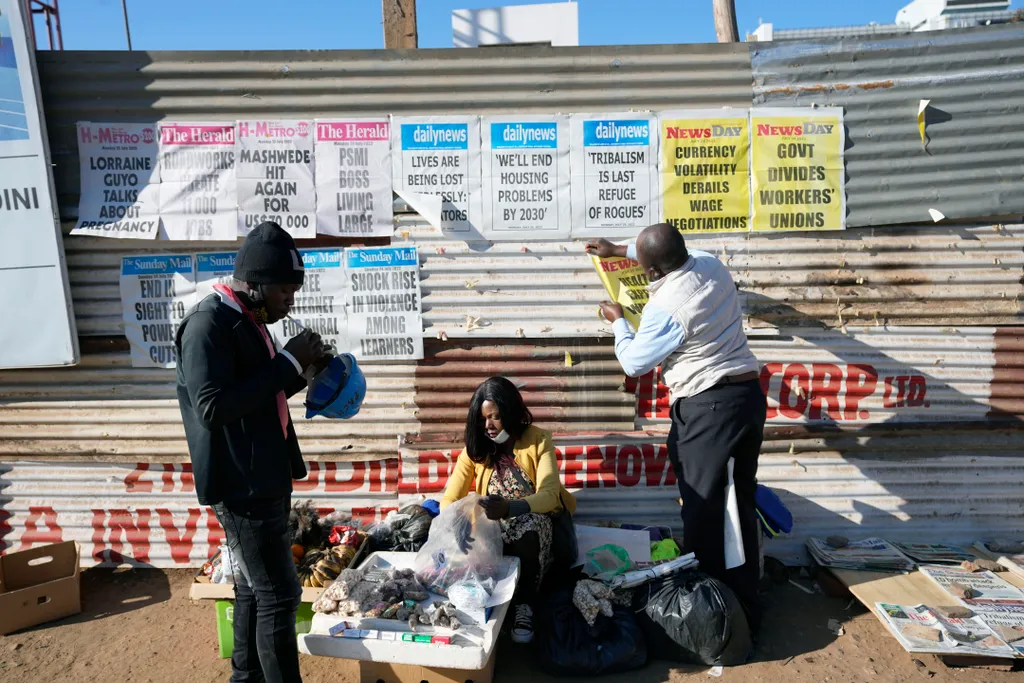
[488,429,511,444]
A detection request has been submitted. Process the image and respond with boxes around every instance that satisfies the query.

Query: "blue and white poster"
[271,248,347,354]
[119,254,196,368]
[481,115,570,240]
[345,247,422,361]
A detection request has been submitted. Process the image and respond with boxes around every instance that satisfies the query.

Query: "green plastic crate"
[214,600,315,659]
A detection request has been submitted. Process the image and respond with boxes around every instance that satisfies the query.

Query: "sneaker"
[512,604,534,644]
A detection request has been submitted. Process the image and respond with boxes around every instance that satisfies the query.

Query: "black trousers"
[667,379,766,631]
[504,531,541,606]
[213,496,303,683]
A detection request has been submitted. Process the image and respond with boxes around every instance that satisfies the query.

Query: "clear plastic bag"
[414,493,503,596]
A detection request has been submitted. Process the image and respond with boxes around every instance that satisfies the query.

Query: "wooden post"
[383,0,418,49]
[712,0,739,43]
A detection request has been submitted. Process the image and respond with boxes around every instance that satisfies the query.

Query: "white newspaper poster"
[73,122,161,239]
[391,116,482,237]
[315,119,393,237]
[194,252,236,301]
[481,115,570,240]
[236,119,315,238]
[346,246,423,361]
[158,122,237,241]
[271,248,347,353]
[569,114,658,238]
[119,254,195,368]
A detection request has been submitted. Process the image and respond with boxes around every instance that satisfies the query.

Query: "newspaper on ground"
[974,540,1024,575]
[920,567,1024,603]
[875,603,1017,658]
[806,537,915,572]
[893,542,976,565]
[966,600,1024,655]
[609,553,699,590]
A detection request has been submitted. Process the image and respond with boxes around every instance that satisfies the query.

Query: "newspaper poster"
[194,252,236,301]
[875,603,1016,658]
[271,248,347,353]
[750,108,846,232]
[158,122,237,241]
[659,109,750,234]
[892,542,976,565]
[236,119,315,239]
[968,600,1024,654]
[569,114,658,238]
[591,255,648,330]
[314,119,393,238]
[346,246,423,361]
[119,254,195,368]
[391,116,482,237]
[921,567,1024,602]
[72,122,161,239]
[481,115,571,240]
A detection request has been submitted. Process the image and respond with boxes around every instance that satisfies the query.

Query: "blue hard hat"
[304,353,366,420]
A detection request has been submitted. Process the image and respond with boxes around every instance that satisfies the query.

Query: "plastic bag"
[582,544,631,581]
[537,587,647,676]
[369,504,434,552]
[633,570,752,667]
[414,494,503,596]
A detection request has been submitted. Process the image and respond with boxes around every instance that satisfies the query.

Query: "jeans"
[213,497,303,683]
[667,379,766,632]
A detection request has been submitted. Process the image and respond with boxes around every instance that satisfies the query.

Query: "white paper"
[315,119,394,237]
[391,116,483,238]
[928,208,945,222]
[194,251,236,301]
[158,122,238,241]
[573,525,652,566]
[119,254,195,368]
[968,600,1024,654]
[921,567,1024,603]
[73,122,161,239]
[480,115,571,240]
[569,113,658,238]
[345,246,423,361]
[876,603,1016,658]
[269,248,347,353]
[236,119,315,238]
[724,457,746,570]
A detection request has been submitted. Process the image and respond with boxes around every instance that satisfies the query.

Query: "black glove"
[452,513,475,555]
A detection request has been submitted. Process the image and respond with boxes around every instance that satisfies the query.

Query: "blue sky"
[47,1,974,51]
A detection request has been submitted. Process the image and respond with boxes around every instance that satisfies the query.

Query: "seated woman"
[441,376,577,644]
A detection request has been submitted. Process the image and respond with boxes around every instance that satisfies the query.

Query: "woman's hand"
[479,495,510,520]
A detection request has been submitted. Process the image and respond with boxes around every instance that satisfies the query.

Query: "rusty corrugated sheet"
[751,24,1024,226]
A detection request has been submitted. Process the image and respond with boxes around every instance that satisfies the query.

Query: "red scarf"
[213,284,290,439]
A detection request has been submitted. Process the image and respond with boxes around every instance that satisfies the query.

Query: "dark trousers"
[667,379,766,631]
[213,497,303,683]
[504,531,541,606]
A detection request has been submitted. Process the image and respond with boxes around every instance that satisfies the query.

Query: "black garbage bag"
[536,587,647,676]
[633,570,752,667]
[371,504,434,552]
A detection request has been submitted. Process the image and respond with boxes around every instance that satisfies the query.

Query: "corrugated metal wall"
[751,24,1024,226]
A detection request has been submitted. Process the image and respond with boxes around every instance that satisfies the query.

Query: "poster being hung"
[158,122,237,241]
[119,254,195,368]
[270,248,347,354]
[590,255,649,329]
[750,108,845,232]
[481,115,570,240]
[194,251,236,301]
[659,109,750,234]
[569,114,657,239]
[346,247,423,361]
[72,122,161,240]
[314,119,393,237]
[391,116,482,238]
[236,119,315,238]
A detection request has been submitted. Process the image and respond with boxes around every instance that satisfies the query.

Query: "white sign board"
[271,248,347,354]
[315,119,394,237]
[72,122,161,239]
[481,115,571,240]
[346,246,423,361]
[236,119,316,238]
[0,0,79,368]
[119,254,196,368]
[158,122,237,241]
[569,114,658,238]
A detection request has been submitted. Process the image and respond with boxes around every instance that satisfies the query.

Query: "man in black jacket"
[176,222,327,683]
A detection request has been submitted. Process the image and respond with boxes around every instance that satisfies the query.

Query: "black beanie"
[233,221,305,286]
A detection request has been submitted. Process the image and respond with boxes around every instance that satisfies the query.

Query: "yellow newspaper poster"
[659,109,750,234]
[591,255,648,329]
[751,108,845,232]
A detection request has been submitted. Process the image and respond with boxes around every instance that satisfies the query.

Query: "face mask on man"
[488,429,511,444]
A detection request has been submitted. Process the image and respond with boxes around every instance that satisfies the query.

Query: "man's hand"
[478,495,511,521]
[599,301,625,323]
[584,238,628,259]
[284,329,326,369]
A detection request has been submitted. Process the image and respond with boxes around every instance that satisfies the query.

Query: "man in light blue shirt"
[587,224,766,631]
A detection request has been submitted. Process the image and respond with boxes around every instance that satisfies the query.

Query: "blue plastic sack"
[304,354,366,420]
[755,484,793,538]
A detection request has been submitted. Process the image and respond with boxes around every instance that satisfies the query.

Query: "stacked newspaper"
[807,537,915,572]
[875,603,1017,658]
[920,566,1024,655]
[893,542,975,565]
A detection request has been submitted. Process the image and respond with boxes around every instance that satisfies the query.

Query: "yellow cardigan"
[440,425,577,515]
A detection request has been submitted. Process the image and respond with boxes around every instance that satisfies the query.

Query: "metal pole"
[121,0,133,50]
[712,0,739,43]
[53,0,63,49]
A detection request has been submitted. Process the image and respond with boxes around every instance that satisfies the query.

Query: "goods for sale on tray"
[297,546,360,588]
[312,567,446,629]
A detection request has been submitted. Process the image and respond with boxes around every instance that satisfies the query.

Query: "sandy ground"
[0,567,1020,683]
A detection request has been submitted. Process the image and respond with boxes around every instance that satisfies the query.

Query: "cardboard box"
[341,648,497,683]
[214,600,314,659]
[0,541,82,636]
